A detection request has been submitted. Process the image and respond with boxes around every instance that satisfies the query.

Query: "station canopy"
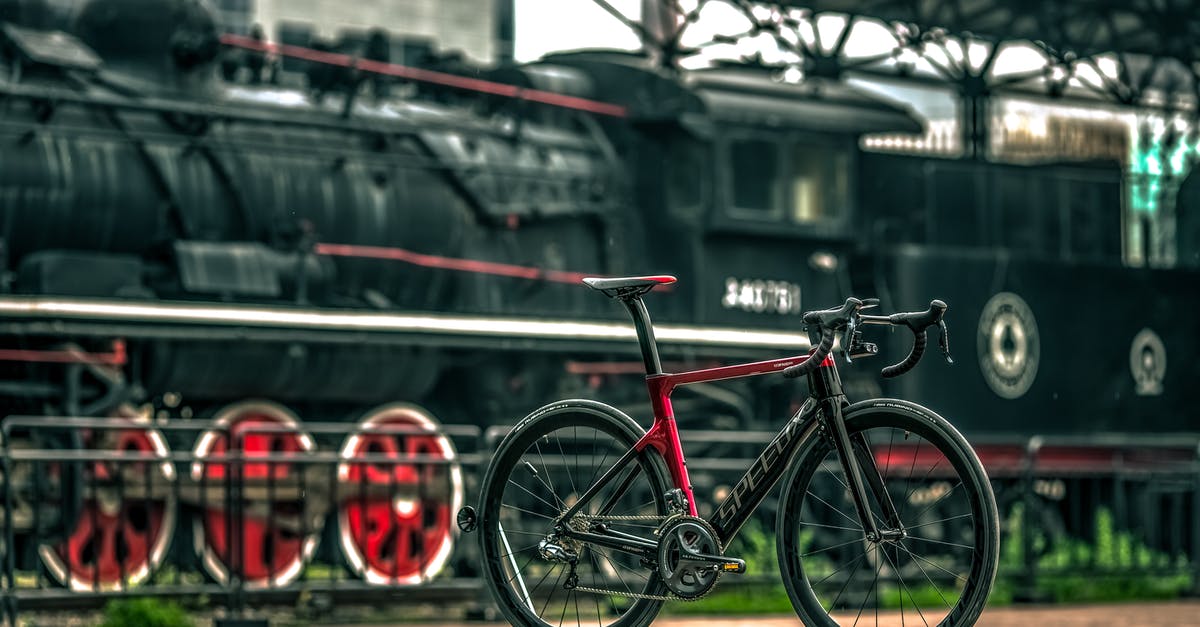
[782,0,1199,61]
[653,0,1200,112]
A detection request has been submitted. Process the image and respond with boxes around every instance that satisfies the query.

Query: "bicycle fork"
[810,363,904,543]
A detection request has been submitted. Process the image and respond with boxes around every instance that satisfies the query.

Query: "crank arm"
[678,543,747,573]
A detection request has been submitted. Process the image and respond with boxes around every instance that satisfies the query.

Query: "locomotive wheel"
[39,407,176,591]
[191,400,319,588]
[337,403,463,585]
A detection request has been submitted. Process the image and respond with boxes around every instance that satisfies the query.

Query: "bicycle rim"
[778,401,999,626]
[480,408,669,627]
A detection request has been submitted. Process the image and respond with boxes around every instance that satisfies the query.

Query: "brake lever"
[840,317,858,363]
[937,319,954,364]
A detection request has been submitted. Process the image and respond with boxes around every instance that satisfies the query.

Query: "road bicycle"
[458,275,999,626]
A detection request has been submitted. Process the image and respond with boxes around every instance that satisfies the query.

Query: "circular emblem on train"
[1129,328,1166,396]
[977,292,1039,399]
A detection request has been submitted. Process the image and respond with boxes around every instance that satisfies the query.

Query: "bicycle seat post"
[620,296,663,375]
[581,275,676,375]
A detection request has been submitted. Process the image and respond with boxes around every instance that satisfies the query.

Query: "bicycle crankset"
[656,516,743,599]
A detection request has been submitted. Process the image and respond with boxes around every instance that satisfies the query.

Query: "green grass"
[664,582,795,615]
[99,599,193,627]
[669,503,1196,615]
[1002,504,1194,603]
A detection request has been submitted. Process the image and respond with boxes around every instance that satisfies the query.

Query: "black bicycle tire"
[776,398,1000,626]
[477,399,672,627]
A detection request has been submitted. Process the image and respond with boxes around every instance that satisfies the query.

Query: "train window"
[726,137,849,227]
[730,139,780,214]
[788,144,849,223]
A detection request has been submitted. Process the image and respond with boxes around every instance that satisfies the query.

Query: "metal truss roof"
[637,0,1200,113]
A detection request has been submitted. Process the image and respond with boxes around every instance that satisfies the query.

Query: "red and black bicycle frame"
[557,296,902,558]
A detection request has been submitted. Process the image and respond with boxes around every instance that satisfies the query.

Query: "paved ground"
[18,600,1200,626]
[391,601,1200,626]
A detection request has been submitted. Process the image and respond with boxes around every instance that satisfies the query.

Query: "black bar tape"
[782,330,835,379]
[882,329,927,379]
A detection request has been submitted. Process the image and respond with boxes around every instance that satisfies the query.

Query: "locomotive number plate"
[721,277,802,315]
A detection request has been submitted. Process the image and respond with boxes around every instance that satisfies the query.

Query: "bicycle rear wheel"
[777,399,999,626]
[477,400,671,627]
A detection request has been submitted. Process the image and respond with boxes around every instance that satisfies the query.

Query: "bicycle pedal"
[720,559,746,574]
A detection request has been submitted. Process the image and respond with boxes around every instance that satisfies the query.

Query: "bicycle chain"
[561,514,722,603]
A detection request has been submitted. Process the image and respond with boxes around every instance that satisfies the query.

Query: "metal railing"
[1,419,1197,623]
[0,416,485,624]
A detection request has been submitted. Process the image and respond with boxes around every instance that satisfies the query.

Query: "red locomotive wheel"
[338,404,463,585]
[40,409,176,592]
[191,401,319,588]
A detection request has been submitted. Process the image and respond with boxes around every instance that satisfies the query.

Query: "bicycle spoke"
[554,433,579,499]
[800,520,864,532]
[589,553,605,623]
[807,490,863,528]
[498,539,542,560]
[852,543,882,627]
[508,478,561,513]
[900,543,955,611]
[811,546,868,588]
[532,440,566,509]
[899,438,923,521]
[880,540,930,627]
[884,428,896,484]
[595,549,640,597]
[904,535,974,551]
[911,480,963,522]
[573,585,583,627]
[824,463,889,530]
[906,512,971,530]
[503,503,556,521]
[894,541,968,585]
[499,527,556,538]
[585,436,611,496]
[505,551,539,587]
[538,563,566,618]
[826,546,866,612]
[801,536,868,558]
[586,549,621,617]
[559,584,571,627]
[500,522,536,611]
[901,459,951,523]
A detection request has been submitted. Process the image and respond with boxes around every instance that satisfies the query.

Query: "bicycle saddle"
[583,275,676,299]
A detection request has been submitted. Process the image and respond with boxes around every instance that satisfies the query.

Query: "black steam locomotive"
[0,0,1195,596]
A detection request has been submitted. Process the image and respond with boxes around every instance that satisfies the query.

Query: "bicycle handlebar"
[780,297,865,379]
[780,326,837,379]
[782,298,952,380]
[874,299,948,379]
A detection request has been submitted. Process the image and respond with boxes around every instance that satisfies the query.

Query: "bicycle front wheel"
[478,400,671,627]
[777,399,999,626]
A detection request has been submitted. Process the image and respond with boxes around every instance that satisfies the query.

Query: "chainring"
[656,515,722,600]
